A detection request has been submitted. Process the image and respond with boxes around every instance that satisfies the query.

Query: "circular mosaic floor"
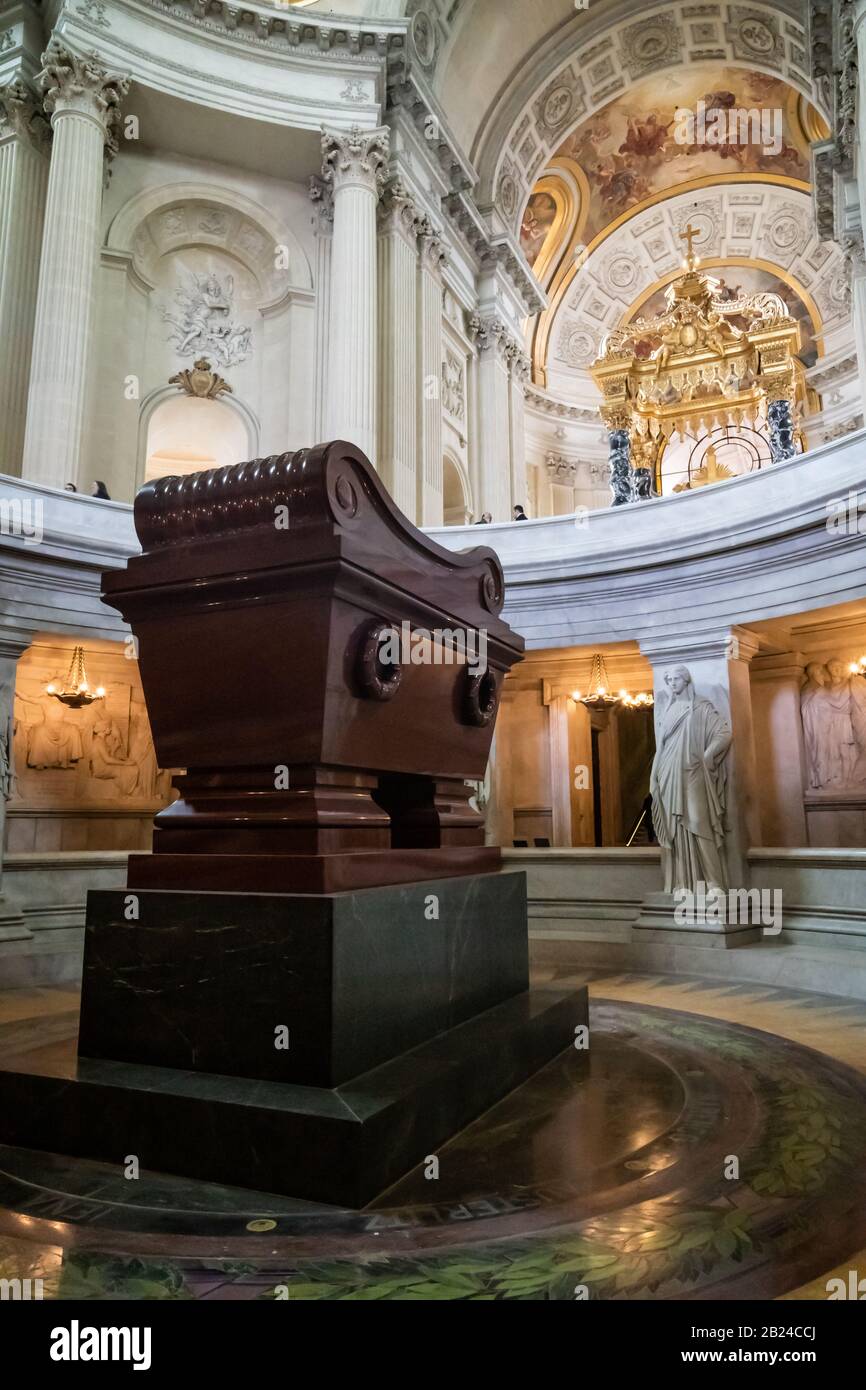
[2,998,866,1300]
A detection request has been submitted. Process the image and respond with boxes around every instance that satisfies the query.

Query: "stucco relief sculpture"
[15,694,84,770]
[650,666,732,894]
[164,271,251,367]
[12,688,170,801]
[801,658,866,790]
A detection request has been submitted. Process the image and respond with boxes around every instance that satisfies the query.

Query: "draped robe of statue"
[650,685,731,894]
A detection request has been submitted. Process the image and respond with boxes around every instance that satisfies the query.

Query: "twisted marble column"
[321,125,389,461]
[0,81,49,477]
[21,43,128,490]
[767,398,797,463]
[608,428,633,505]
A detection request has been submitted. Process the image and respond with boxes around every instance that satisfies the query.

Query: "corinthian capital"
[39,40,130,150]
[418,218,448,278]
[0,78,51,153]
[468,313,526,374]
[321,124,390,198]
[378,177,424,241]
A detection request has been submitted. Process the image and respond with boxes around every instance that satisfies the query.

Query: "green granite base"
[0,985,587,1207]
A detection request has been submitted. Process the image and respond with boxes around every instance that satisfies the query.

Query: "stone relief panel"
[10,644,174,817]
[163,269,252,368]
[801,658,866,792]
[442,349,466,423]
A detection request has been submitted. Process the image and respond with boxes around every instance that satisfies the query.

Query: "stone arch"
[467,1,825,224]
[107,181,313,302]
[538,184,849,393]
[136,383,260,493]
[443,451,473,525]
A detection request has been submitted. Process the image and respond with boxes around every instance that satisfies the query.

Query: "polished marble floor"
[1,969,865,1300]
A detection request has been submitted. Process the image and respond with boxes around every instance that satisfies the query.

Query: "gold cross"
[680,223,700,265]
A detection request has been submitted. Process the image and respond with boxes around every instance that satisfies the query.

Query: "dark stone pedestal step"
[0,985,587,1208]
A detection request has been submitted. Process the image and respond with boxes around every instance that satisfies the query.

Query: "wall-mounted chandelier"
[570,653,654,711]
[45,646,105,709]
[591,225,802,506]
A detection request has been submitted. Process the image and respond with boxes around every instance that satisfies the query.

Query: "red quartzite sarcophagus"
[0,443,587,1207]
[103,439,523,894]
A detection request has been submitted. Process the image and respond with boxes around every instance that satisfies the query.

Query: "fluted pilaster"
[309,176,333,442]
[377,180,420,517]
[321,125,389,461]
[469,314,526,521]
[417,225,447,524]
[21,44,129,490]
[0,82,50,477]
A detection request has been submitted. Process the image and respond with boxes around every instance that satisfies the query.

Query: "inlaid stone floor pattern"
[1,970,865,1301]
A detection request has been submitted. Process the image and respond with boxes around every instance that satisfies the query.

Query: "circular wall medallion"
[768,215,801,250]
[634,24,671,61]
[411,11,437,68]
[498,174,518,219]
[542,86,574,131]
[738,19,776,54]
[608,256,639,291]
[560,327,597,369]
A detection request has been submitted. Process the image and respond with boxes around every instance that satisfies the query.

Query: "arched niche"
[94,182,315,499]
[139,387,259,488]
[443,453,473,526]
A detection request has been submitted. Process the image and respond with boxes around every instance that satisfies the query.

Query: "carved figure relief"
[12,675,171,804]
[801,658,866,790]
[442,351,466,421]
[16,695,84,770]
[163,271,251,367]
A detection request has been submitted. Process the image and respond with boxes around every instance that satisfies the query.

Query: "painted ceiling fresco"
[520,67,809,267]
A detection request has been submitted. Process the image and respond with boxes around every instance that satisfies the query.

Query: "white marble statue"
[800,657,866,789]
[650,666,732,894]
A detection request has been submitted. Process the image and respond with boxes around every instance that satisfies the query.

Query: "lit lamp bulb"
[95,686,106,697]
[572,690,581,701]
[46,683,55,694]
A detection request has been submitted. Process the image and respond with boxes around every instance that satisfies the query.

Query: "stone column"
[0,644,31,946]
[636,629,763,945]
[508,350,529,515]
[749,652,809,845]
[377,180,420,517]
[547,692,573,847]
[309,176,333,442]
[0,80,50,477]
[417,224,447,524]
[470,314,515,521]
[21,43,129,490]
[487,696,515,848]
[321,125,389,461]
